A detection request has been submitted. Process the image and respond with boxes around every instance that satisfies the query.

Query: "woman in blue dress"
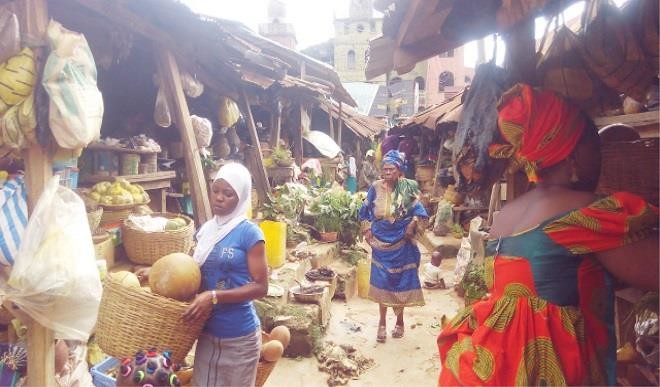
[359,150,428,343]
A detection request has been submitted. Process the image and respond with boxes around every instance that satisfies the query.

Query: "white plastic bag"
[191,115,213,149]
[181,72,204,98]
[4,176,102,341]
[0,175,27,266]
[0,9,20,65]
[453,237,472,286]
[154,86,172,128]
[217,96,240,128]
[42,20,103,149]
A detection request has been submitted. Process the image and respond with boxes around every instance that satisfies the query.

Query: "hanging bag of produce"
[153,85,171,128]
[579,0,654,103]
[3,176,102,341]
[42,20,103,149]
[217,96,240,128]
[536,14,620,115]
[0,9,20,66]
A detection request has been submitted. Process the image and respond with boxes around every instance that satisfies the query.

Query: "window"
[414,76,426,91]
[438,49,455,58]
[357,24,364,33]
[438,71,454,91]
[347,50,356,70]
[388,77,401,86]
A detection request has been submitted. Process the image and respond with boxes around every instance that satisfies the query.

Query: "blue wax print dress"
[192,220,264,387]
[359,179,428,308]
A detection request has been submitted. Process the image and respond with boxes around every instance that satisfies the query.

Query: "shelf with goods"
[594,111,660,138]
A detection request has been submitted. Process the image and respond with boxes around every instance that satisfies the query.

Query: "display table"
[82,171,176,211]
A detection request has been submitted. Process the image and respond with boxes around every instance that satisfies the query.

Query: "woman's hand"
[135,267,150,283]
[363,229,373,241]
[405,221,417,240]
[182,291,213,323]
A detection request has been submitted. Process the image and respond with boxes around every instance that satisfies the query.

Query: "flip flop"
[392,324,404,339]
[377,325,387,343]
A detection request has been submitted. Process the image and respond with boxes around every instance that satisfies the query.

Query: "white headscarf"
[193,163,252,266]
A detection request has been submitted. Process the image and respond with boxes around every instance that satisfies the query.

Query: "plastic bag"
[4,176,102,341]
[217,96,240,128]
[433,199,454,236]
[181,72,204,98]
[0,9,20,65]
[191,115,213,149]
[0,175,27,266]
[42,20,103,149]
[0,48,36,116]
[453,237,472,286]
[154,86,171,128]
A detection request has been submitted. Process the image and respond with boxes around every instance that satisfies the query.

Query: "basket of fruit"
[87,178,151,210]
[122,212,194,265]
[96,254,208,364]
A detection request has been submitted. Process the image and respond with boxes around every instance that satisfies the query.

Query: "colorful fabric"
[192,330,261,387]
[381,149,405,170]
[488,84,587,182]
[359,180,429,308]
[381,135,400,157]
[437,192,658,386]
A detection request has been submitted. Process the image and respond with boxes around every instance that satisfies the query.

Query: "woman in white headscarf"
[141,163,267,386]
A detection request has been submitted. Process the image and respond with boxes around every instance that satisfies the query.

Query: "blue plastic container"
[90,357,119,387]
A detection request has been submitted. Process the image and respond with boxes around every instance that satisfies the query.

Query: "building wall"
[333,17,385,83]
[425,46,474,105]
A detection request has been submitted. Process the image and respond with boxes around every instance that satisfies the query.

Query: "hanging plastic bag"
[0,175,27,266]
[191,115,213,149]
[218,96,240,128]
[0,9,20,65]
[433,199,454,236]
[181,72,204,98]
[4,176,102,341]
[154,86,171,128]
[42,20,103,149]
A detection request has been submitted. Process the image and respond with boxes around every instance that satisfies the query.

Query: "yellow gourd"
[109,270,140,288]
[269,326,290,349]
[149,253,201,301]
[261,340,284,362]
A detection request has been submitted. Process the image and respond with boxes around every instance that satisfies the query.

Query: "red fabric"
[490,84,587,182]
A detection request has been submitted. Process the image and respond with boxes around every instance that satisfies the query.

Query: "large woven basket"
[597,138,659,205]
[87,207,103,232]
[122,212,194,264]
[255,360,277,387]
[95,276,209,363]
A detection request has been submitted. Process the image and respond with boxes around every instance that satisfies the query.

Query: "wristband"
[211,290,218,305]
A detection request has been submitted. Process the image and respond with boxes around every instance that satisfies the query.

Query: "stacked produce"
[89,178,149,206]
[261,326,291,363]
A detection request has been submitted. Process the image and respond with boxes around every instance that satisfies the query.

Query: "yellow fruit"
[149,253,201,301]
[89,192,101,202]
[269,326,290,349]
[109,271,141,288]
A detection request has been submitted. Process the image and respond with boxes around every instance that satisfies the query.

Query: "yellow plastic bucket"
[357,259,371,298]
[259,220,286,268]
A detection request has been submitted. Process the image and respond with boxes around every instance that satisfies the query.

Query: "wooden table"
[81,171,177,211]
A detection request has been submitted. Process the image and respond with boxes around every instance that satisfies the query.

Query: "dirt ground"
[266,249,462,387]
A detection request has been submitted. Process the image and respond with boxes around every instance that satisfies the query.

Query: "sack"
[4,176,102,341]
[0,9,20,65]
[181,72,204,98]
[217,96,240,128]
[536,19,620,115]
[42,20,103,149]
[453,237,472,286]
[622,0,659,74]
[0,175,27,266]
[579,0,654,102]
[433,199,454,236]
[191,115,213,149]
[154,86,171,128]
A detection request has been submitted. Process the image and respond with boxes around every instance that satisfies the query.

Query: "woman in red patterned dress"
[437,84,658,385]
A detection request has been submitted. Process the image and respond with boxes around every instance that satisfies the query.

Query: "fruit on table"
[269,326,291,349]
[109,270,141,288]
[149,253,201,301]
[261,340,284,362]
[90,178,149,205]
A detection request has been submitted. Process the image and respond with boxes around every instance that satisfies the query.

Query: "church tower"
[259,0,297,49]
[349,0,373,19]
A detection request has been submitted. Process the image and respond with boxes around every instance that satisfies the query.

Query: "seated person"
[422,251,446,289]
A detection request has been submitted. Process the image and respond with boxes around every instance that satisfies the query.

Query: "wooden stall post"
[293,62,307,166]
[337,101,343,146]
[239,88,271,203]
[156,48,211,226]
[328,107,335,140]
[17,0,55,385]
[269,100,282,149]
[432,130,448,195]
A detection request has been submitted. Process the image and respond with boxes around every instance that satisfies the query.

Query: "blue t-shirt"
[200,220,264,338]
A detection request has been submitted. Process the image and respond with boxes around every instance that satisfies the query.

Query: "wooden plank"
[269,100,282,149]
[81,171,176,184]
[328,106,335,141]
[86,143,160,155]
[503,18,536,84]
[337,102,343,146]
[432,131,447,195]
[593,111,659,129]
[156,47,211,226]
[239,88,271,202]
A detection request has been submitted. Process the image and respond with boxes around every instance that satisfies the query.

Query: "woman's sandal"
[377,325,387,343]
[392,324,404,339]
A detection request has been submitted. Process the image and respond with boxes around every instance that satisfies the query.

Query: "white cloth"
[193,163,251,267]
[348,156,357,177]
[423,262,443,285]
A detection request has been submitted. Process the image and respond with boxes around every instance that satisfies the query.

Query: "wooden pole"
[328,108,335,140]
[269,100,282,149]
[18,0,55,385]
[294,62,306,165]
[503,18,536,200]
[432,130,447,196]
[156,47,211,226]
[239,88,271,202]
[337,102,343,146]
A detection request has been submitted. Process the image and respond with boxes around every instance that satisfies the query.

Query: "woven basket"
[122,212,194,264]
[95,276,209,364]
[101,207,133,225]
[255,360,277,387]
[597,138,659,205]
[87,207,103,232]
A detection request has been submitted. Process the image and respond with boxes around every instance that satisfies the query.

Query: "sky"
[182,0,629,69]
